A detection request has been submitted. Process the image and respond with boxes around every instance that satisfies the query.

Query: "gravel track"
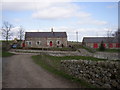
[2,53,82,88]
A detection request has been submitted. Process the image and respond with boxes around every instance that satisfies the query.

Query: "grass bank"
[82,46,96,53]
[42,55,107,61]
[97,48,120,53]
[32,54,102,88]
[28,47,76,51]
[1,51,15,57]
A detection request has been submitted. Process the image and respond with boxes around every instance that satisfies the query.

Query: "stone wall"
[94,52,120,60]
[78,49,120,60]
[61,60,120,88]
[25,37,67,48]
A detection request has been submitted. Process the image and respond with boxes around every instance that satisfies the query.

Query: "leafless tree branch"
[18,26,25,40]
[2,21,13,42]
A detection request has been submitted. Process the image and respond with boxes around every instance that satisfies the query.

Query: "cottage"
[25,29,67,48]
[82,37,120,49]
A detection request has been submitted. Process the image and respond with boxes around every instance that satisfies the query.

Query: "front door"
[22,43,25,47]
[50,41,52,46]
[93,43,98,48]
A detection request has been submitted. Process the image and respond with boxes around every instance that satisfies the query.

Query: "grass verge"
[1,51,15,57]
[32,54,98,88]
[43,55,107,61]
[82,46,96,53]
[29,47,76,51]
[96,48,120,53]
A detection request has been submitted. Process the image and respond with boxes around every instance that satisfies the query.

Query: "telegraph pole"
[76,31,78,43]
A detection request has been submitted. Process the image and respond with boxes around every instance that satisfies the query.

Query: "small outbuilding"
[82,37,120,49]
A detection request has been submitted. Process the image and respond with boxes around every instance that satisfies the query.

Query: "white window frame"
[26,41,32,45]
[36,41,41,45]
[56,40,61,45]
[47,40,53,46]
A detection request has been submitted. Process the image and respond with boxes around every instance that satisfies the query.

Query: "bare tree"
[18,26,25,40]
[2,21,13,42]
[114,29,120,43]
[114,29,120,37]
[106,29,114,48]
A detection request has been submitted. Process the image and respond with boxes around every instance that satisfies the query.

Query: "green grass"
[1,51,15,57]
[72,45,94,53]
[96,48,120,53]
[32,54,102,88]
[50,47,76,51]
[82,46,96,53]
[106,49,120,52]
[29,47,76,51]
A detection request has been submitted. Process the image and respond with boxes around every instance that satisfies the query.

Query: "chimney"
[51,28,53,33]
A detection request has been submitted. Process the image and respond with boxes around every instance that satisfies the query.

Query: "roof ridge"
[26,32,66,33]
[25,32,67,38]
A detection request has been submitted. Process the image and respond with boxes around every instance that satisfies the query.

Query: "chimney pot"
[51,28,53,33]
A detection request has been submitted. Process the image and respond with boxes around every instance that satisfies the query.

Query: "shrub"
[99,41,105,51]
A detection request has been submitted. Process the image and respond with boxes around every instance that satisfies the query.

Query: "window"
[36,41,41,45]
[56,40,61,45]
[28,41,32,45]
[57,41,60,44]
[26,41,32,45]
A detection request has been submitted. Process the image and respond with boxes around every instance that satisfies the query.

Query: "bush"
[99,41,105,51]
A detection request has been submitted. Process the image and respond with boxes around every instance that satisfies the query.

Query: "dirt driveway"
[2,53,82,88]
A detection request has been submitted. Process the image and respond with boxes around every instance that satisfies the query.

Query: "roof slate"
[83,37,119,43]
[25,32,67,38]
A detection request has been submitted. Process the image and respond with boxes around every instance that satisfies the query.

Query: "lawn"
[32,54,104,88]
[1,51,15,57]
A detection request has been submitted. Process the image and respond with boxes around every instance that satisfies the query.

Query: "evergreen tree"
[99,41,105,51]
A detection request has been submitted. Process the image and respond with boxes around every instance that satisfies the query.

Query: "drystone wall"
[61,60,120,88]
[78,49,120,60]
[94,52,120,60]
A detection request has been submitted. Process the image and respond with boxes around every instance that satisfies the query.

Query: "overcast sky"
[1,0,118,41]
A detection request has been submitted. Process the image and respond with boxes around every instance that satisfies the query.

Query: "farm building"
[82,37,120,49]
[25,29,67,48]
